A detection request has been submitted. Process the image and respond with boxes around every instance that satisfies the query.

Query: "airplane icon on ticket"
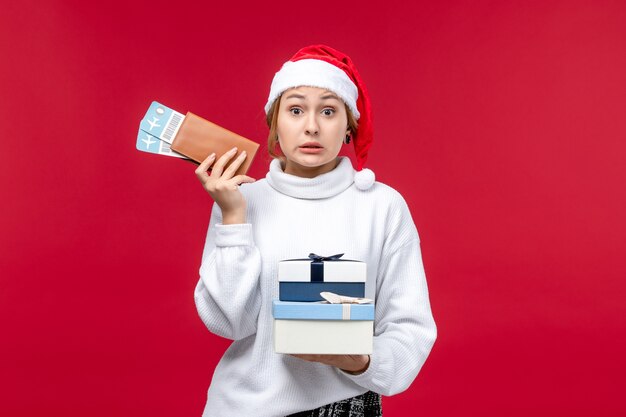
[146,116,161,131]
[141,133,157,149]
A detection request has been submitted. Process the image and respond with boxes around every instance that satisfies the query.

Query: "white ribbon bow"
[320,292,373,305]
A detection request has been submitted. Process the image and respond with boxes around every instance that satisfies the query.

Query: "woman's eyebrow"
[284,93,305,100]
[284,93,340,101]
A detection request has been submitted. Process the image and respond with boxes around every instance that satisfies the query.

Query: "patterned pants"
[286,391,382,417]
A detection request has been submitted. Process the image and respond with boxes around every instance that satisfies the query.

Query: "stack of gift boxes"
[272,253,374,354]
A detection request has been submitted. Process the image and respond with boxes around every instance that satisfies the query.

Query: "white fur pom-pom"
[354,168,375,190]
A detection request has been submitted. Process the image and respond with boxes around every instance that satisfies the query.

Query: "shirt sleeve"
[339,196,437,396]
[194,202,262,341]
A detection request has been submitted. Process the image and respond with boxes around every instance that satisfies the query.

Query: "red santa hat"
[264,44,375,190]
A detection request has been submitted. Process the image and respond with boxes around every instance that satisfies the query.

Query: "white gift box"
[272,300,374,354]
[279,254,366,302]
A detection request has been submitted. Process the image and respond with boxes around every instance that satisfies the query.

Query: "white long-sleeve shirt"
[195,156,436,417]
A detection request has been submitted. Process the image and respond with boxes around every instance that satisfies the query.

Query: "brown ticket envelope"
[170,112,260,176]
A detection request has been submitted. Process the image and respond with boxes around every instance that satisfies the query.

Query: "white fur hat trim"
[264,59,360,119]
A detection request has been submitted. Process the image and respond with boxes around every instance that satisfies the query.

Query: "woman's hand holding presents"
[291,354,370,375]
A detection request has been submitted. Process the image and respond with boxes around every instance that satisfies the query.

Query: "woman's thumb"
[234,175,256,185]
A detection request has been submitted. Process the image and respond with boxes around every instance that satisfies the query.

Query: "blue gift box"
[278,253,366,302]
[272,300,375,321]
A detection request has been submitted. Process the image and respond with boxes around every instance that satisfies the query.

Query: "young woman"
[193,45,436,417]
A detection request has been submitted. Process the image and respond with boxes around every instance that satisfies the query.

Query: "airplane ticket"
[135,128,187,159]
[139,101,185,144]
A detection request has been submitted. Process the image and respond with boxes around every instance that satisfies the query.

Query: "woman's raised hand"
[195,147,256,224]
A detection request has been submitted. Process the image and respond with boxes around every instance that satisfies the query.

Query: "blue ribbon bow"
[308,253,344,282]
[308,253,344,262]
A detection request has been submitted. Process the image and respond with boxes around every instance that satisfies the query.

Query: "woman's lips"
[299,143,324,154]
[299,148,324,154]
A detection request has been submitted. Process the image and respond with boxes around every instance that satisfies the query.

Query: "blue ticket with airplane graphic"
[139,101,185,143]
[136,101,188,159]
[136,128,187,158]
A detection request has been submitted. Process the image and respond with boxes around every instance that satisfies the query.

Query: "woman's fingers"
[291,354,327,363]
[196,148,254,194]
[210,147,239,179]
[292,354,342,368]
[224,175,256,191]
[230,175,256,186]
[195,152,216,181]
[290,354,368,373]
[222,150,248,179]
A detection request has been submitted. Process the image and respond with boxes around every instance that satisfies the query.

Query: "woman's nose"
[305,114,319,136]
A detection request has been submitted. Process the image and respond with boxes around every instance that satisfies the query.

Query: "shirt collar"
[265,156,355,199]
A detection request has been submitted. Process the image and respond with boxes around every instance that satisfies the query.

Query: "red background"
[1,1,625,415]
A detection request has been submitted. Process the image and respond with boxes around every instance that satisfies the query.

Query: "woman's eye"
[322,108,335,116]
[290,108,302,115]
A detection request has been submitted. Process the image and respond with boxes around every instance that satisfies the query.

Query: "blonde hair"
[265,94,359,163]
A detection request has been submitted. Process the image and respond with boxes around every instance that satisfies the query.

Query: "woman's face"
[276,86,350,178]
